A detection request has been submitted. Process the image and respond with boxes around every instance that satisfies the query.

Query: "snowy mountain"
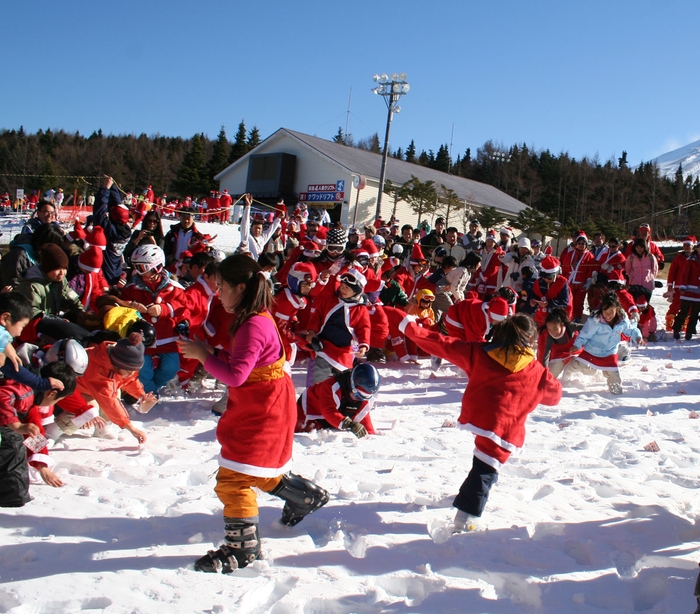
[647,138,700,179]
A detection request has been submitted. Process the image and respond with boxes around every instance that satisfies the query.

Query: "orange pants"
[214,467,282,519]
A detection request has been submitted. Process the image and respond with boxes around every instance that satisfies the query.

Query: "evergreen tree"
[434,144,451,173]
[229,121,248,164]
[332,127,346,145]
[405,140,416,163]
[476,206,506,234]
[437,185,463,227]
[393,147,403,159]
[370,133,381,153]
[418,150,430,166]
[402,175,437,224]
[205,126,231,190]
[247,126,261,150]
[618,151,628,169]
[176,133,207,196]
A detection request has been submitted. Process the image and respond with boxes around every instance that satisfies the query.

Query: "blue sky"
[5,1,699,165]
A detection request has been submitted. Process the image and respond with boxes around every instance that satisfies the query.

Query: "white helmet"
[131,244,165,275]
[44,339,88,375]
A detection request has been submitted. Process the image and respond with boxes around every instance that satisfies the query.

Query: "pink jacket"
[625,252,658,292]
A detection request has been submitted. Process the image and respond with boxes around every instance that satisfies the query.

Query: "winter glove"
[340,417,367,438]
[658,261,665,271]
[510,272,519,281]
[309,336,324,352]
[174,320,190,338]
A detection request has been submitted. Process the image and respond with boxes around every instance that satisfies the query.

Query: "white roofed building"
[214,128,529,230]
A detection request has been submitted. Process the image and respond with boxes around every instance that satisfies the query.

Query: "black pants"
[453,456,499,517]
[0,426,30,508]
[673,300,700,340]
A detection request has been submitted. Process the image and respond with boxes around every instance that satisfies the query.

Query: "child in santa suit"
[305,268,371,384]
[272,262,317,368]
[635,296,658,342]
[177,255,328,573]
[444,294,510,342]
[69,246,110,313]
[296,363,380,436]
[537,308,583,378]
[468,230,503,299]
[528,256,573,326]
[120,245,190,395]
[0,362,77,507]
[384,308,562,532]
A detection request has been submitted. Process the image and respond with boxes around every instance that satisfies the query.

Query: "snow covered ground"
[1,217,699,613]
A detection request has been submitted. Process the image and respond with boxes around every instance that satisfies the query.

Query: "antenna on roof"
[345,88,352,142]
[449,123,455,172]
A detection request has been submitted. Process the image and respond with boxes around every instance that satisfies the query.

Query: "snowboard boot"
[269,473,330,526]
[194,521,260,573]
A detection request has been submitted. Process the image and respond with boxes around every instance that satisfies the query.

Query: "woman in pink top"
[625,238,659,299]
[178,255,328,573]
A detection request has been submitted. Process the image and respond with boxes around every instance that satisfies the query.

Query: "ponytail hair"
[218,255,273,335]
[489,313,537,361]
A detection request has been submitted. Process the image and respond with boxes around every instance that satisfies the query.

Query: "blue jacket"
[94,187,131,284]
[573,313,641,357]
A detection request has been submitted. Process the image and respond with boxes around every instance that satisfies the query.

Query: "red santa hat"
[635,295,648,309]
[409,243,427,265]
[360,239,380,259]
[540,256,561,274]
[66,220,86,243]
[78,246,104,273]
[109,203,131,225]
[301,241,322,259]
[499,226,513,238]
[85,226,107,251]
[575,230,588,242]
[683,235,696,245]
[638,223,651,233]
[484,229,497,242]
[351,247,370,261]
[488,297,510,322]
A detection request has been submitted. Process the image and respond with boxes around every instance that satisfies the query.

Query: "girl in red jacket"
[178,255,328,573]
[385,308,562,532]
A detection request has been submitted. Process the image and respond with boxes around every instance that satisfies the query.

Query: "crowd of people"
[0,176,695,574]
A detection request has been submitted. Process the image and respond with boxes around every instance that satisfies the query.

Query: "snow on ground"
[1,286,700,613]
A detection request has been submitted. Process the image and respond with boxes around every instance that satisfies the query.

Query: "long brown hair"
[489,313,537,361]
[218,255,273,335]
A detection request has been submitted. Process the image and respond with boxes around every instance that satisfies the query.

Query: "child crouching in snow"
[383,307,562,532]
[565,292,644,395]
[296,363,381,436]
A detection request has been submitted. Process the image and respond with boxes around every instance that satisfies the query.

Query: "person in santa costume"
[444,294,510,342]
[0,362,77,506]
[672,240,700,341]
[178,255,328,573]
[468,230,503,299]
[566,291,644,395]
[560,231,596,320]
[384,307,562,532]
[537,308,583,378]
[624,223,665,269]
[296,362,380,436]
[69,247,110,313]
[527,256,573,326]
[219,189,233,224]
[664,236,694,332]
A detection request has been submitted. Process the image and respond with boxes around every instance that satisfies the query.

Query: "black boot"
[194,521,260,573]
[269,473,330,526]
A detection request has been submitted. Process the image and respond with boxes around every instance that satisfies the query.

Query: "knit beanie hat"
[109,332,145,371]
[78,246,104,273]
[326,227,347,247]
[86,226,107,251]
[40,244,69,273]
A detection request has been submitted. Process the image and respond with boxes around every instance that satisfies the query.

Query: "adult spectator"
[21,201,61,235]
[443,227,466,263]
[625,237,659,301]
[219,189,233,224]
[236,194,282,260]
[461,219,484,253]
[164,206,204,262]
[420,217,446,254]
[1,224,65,290]
[124,210,165,265]
[591,232,607,259]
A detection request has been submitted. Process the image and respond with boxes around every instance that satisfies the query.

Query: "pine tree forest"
[1,124,699,238]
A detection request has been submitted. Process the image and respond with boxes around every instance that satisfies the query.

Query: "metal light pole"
[372,73,409,222]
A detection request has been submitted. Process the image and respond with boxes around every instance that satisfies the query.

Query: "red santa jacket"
[0,380,53,469]
[667,251,691,290]
[120,273,190,353]
[444,295,490,342]
[386,307,562,469]
[529,276,573,325]
[562,248,597,286]
[272,287,309,365]
[468,247,503,295]
[393,266,431,300]
[298,375,376,434]
[676,254,700,302]
[204,296,234,349]
[307,293,371,371]
[182,276,217,338]
[596,249,626,284]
